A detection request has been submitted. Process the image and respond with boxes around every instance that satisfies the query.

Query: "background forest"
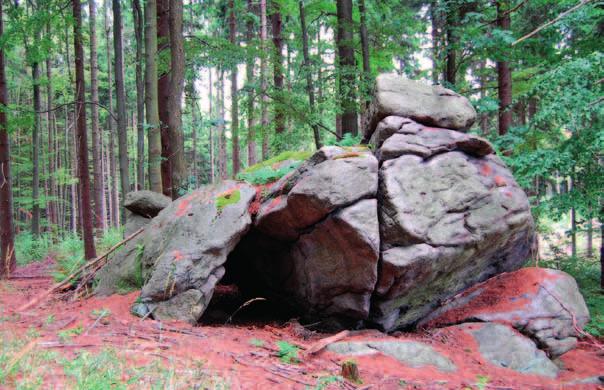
[0,0,602,332]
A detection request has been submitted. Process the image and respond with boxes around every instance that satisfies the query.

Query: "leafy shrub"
[276,341,300,364]
[237,150,311,185]
[333,133,363,147]
[15,232,52,265]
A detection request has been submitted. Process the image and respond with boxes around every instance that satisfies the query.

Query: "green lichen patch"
[215,188,241,211]
[237,150,312,184]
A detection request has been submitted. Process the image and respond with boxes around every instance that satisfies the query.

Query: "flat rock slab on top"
[124,190,172,218]
[363,74,477,140]
[420,267,590,357]
[327,340,456,373]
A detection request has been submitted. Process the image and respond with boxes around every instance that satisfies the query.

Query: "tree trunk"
[168,0,186,196]
[157,0,172,197]
[72,0,96,259]
[45,29,57,231]
[31,60,41,237]
[113,0,131,214]
[271,1,285,136]
[246,0,257,166]
[336,0,358,136]
[479,60,489,135]
[299,0,321,149]
[229,0,240,177]
[430,0,440,84]
[218,70,227,180]
[145,0,163,193]
[209,68,215,183]
[586,218,593,257]
[260,0,269,160]
[444,0,457,86]
[0,1,16,276]
[89,0,106,233]
[496,0,512,136]
[133,0,145,190]
[358,0,371,114]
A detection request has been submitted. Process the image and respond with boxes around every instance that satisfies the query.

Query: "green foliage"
[62,350,127,390]
[539,256,604,337]
[275,340,300,364]
[215,189,241,211]
[313,375,343,390]
[15,232,52,265]
[332,133,363,147]
[249,338,265,347]
[237,150,312,184]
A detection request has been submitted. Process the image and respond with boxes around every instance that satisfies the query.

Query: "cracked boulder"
[100,181,256,324]
[419,267,590,357]
[371,116,535,331]
[363,74,477,139]
[229,146,380,323]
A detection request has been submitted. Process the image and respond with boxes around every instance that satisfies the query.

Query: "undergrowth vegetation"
[237,150,312,185]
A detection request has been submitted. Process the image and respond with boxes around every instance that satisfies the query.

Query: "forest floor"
[1,258,603,390]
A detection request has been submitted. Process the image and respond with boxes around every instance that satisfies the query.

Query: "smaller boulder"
[364,74,477,139]
[124,190,172,218]
[420,268,590,357]
[451,322,559,378]
[327,340,456,372]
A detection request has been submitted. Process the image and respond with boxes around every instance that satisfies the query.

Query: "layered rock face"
[97,75,545,334]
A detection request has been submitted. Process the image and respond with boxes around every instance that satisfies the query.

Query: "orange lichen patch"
[422,268,563,328]
[248,184,270,216]
[494,175,507,187]
[264,196,282,214]
[333,152,364,160]
[175,196,192,217]
[480,163,493,176]
[171,250,185,262]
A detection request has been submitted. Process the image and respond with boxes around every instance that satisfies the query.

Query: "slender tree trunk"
[89,0,106,233]
[0,1,16,276]
[133,0,145,190]
[168,0,186,196]
[104,0,118,227]
[479,60,489,135]
[299,0,321,149]
[336,0,358,136]
[72,0,96,259]
[218,70,227,180]
[444,0,457,86]
[145,0,163,193]
[187,81,198,186]
[229,0,240,177]
[113,0,131,213]
[246,0,257,166]
[271,1,285,136]
[586,218,593,257]
[358,0,371,117]
[209,68,215,183]
[496,0,512,136]
[260,0,269,160]
[430,0,440,84]
[157,0,172,197]
[45,33,57,231]
[31,60,41,237]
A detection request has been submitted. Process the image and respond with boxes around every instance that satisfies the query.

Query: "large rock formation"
[97,75,546,337]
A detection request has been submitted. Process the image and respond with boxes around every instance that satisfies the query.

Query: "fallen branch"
[225,297,267,324]
[304,330,350,357]
[16,228,145,312]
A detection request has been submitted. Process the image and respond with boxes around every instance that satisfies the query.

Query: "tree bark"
[358,0,371,114]
[229,0,240,177]
[430,0,440,84]
[45,26,57,230]
[145,0,163,193]
[31,59,41,237]
[444,0,457,86]
[0,1,16,276]
[133,0,145,190]
[113,0,131,213]
[168,0,186,196]
[260,0,269,160]
[246,0,257,166]
[270,1,285,136]
[157,0,172,197]
[496,0,512,136]
[89,0,106,233]
[299,0,321,149]
[336,0,358,136]
[218,70,227,180]
[72,0,97,259]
